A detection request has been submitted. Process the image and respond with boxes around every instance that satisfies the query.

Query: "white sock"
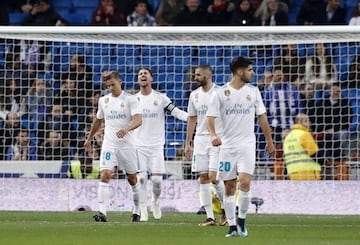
[214,181,225,208]
[138,172,148,206]
[224,195,236,226]
[199,183,214,220]
[98,182,110,216]
[151,175,162,202]
[132,182,140,215]
[238,190,251,219]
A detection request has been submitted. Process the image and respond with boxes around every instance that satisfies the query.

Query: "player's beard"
[197,76,207,87]
[241,74,252,83]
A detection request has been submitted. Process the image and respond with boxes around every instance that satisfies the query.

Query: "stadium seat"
[141,45,166,57]
[73,0,99,8]
[72,0,99,24]
[124,45,141,57]
[62,12,88,25]
[167,46,193,57]
[147,0,162,14]
[61,42,85,55]
[51,0,75,10]
[346,0,358,8]
[9,13,28,26]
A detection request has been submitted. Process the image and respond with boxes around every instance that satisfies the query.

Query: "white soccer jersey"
[97,91,141,148]
[133,90,172,147]
[207,82,266,147]
[188,84,223,136]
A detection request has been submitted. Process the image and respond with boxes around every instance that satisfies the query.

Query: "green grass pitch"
[0,211,359,245]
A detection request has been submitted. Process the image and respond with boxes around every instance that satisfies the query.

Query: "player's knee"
[238,180,251,192]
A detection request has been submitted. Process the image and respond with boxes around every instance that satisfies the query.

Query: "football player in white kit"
[207,57,275,237]
[184,64,226,226]
[133,68,188,221]
[84,70,143,222]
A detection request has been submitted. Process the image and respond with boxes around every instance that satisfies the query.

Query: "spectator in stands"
[19,78,53,128]
[0,112,22,160]
[0,79,21,121]
[347,54,360,88]
[16,39,51,76]
[263,66,301,147]
[21,0,68,26]
[156,0,186,25]
[297,0,347,25]
[55,75,86,123]
[1,45,34,95]
[127,0,156,26]
[257,69,272,94]
[206,0,235,25]
[253,0,288,26]
[304,43,337,90]
[6,0,34,14]
[283,113,321,180]
[91,0,127,26]
[183,66,198,99]
[299,83,316,132]
[174,0,209,25]
[63,53,94,98]
[349,0,360,25]
[37,130,71,161]
[273,44,306,86]
[86,90,101,109]
[6,128,37,160]
[37,104,73,148]
[315,82,352,180]
[67,155,100,179]
[229,0,257,26]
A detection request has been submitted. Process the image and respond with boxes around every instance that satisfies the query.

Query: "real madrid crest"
[154,100,158,106]
[246,94,251,101]
[137,96,140,101]
[224,90,230,96]
[121,102,125,107]
[105,98,109,104]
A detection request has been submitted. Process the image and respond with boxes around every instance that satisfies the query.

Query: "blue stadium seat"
[124,45,141,57]
[346,0,358,8]
[147,0,162,14]
[167,46,193,57]
[9,13,28,25]
[93,73,102,89]
[51,0,74,10]
[62,12,88,25]
[72,0,99,24]
[60,42,85,55]
[142,45,166,57]
[87,43,114,56]
[73,0,99,8]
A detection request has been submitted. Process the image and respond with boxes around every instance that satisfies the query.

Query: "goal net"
[0,26,359,181]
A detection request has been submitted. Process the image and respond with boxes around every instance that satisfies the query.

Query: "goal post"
[0,26,360,180]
